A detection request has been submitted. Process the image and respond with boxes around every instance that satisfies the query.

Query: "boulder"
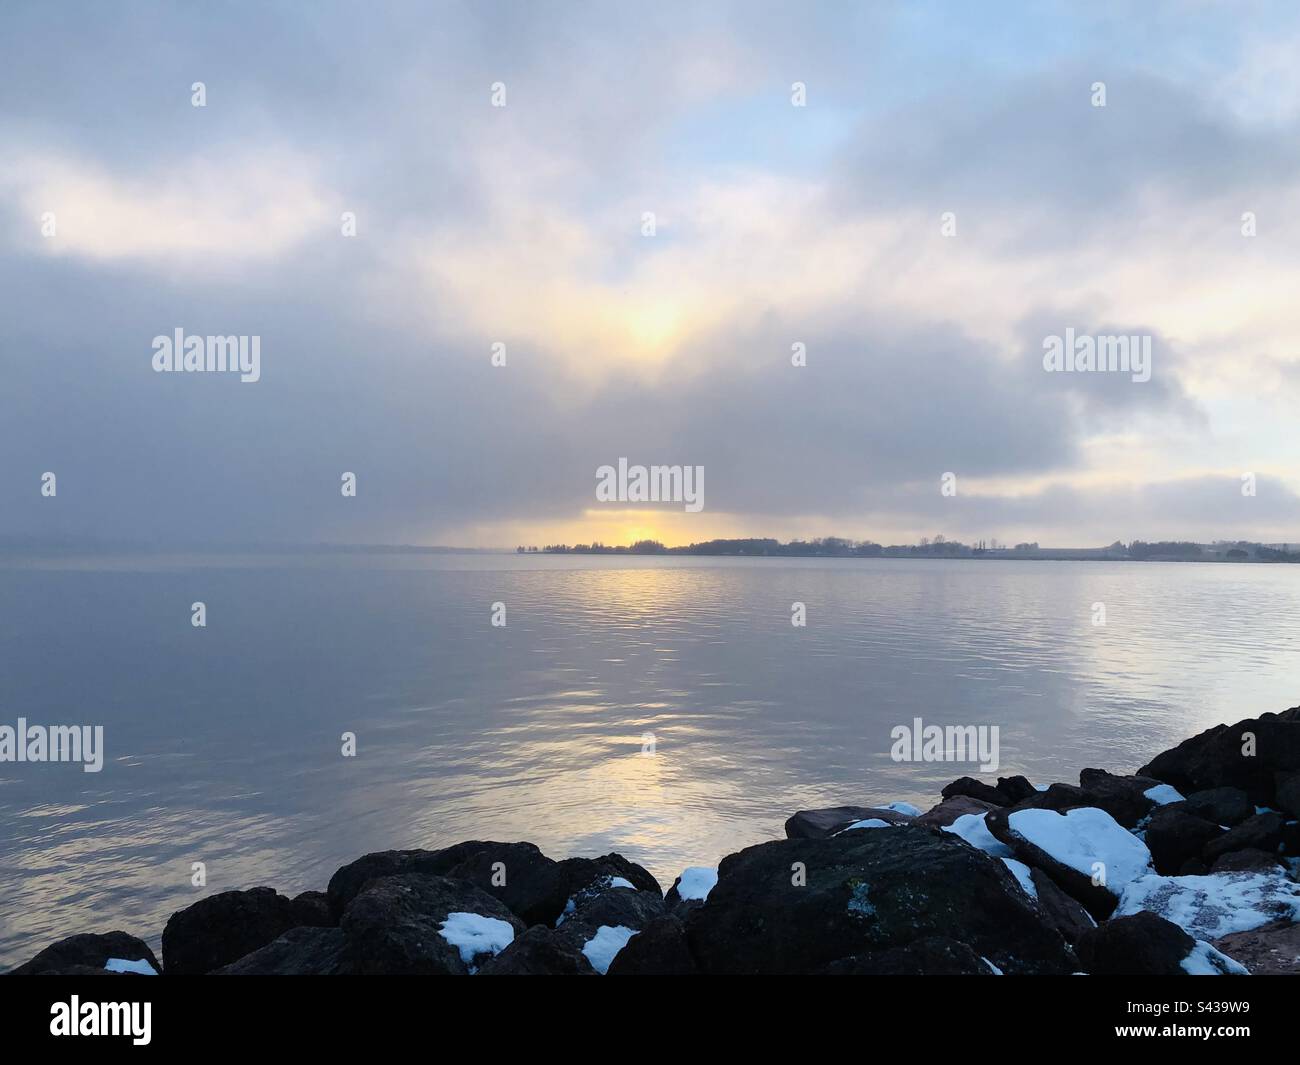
[1143,808,1225,875]
[1139,706,1300,804]
[1030,868,1096,945]
[606,916,697,975]
[684,825,1075,975]
[162,887,297,975]
[822,936,993,975]
[1273,770,1300,819]
[1075,912,1194,975]
[940,777,1013,807]
[340,873,525,974]
[289,891,333,928]
[554,854,662,899]
[663,867,718,916]
[783,805,913,839]
[985,806,1153,919]
[213,927,350,975]
[9,931,160,976]
[1210,848,1283,874]
[477,926,597,975]
[1211,920,1300,975]
[1075,769,1160,828]
[325,843,500,918]
[559,885,666,933]
[1179,786,1254,827]
[997,776,1038,803]
[1202,812,1284,864]
[914,795,999,828]
[444,841,568,926]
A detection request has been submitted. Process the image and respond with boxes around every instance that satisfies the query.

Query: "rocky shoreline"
[10,706,1300,976]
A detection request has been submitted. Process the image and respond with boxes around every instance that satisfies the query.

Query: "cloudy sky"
[3,0,1300,549]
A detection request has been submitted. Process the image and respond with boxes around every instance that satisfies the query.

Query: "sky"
[3,0,1300,549]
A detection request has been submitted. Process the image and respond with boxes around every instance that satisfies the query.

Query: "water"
[1,552,1297,967]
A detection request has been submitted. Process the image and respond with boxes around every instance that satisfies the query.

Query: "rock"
[1210,848,1283,874]
[162,887,297,975]
[1179,786,1254,827]
[940,777,1013,807]
[1274,770,1300,819]
[664,867,718,916]
[1143,808,1225,876]
[783,805,914,839]
[1282,820,1300,857]
[554,854,662,899]
[684,825,1075,975]
[477,926,597,975]
[914,795,1000,827]
[1202,812,1284,864]
[1178,858,1210,876]
[1076,912,1194,975]
[560,885,666,933]
[997,776,1038,804]
[444,841,568,926]
[1211,920,1300,974]
[606,916,697,975]
[9,931,161,976]
[213,927,350,975]
[822,936,993,975]
[1139,706,1300,804]
[1074,769,1160,828]
[289,890,333,928]
[985,805,1153,919]
[340,873,525,974]
[325,843,498,918]
[1030,868,1096,945]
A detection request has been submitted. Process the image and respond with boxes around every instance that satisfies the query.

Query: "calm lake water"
[1,552,1298,966]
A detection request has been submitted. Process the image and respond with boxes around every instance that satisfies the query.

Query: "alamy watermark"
[151,328,261,382]
[1042,328,1151,383]
[0,718,104,772]
[595,458,704,512]
[890,716,999,773]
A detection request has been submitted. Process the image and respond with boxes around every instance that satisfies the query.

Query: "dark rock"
[1180,786,1254,827]
[1074,769,1160,828]
[1029,868,1096,945]
[477,926,597,975]
[1075,911,1194,975]
[684,825,1075,975]
[940,777,1012,806]
[340,873,525,975]
[1210,848,1283,874]
[1275,771,1300,819]
[997,776,1038,803]
[606,916,697,975]
[1139,706,1300,804]
[9,931,160,976]
[1211,920,1300,974]
[783,805,913,839]
[1202,812,1285,864]
[560,885,666,932]
[289,891,333,928]
[325,843,499,918]
[162,887,296,975]
[1143,808,1225,875]
[1178,858,1210,876]
[822,936,993,975]
[213,927,350,975]
[914,795,999,827]
[554,853,662,899]
[444,842,568,926]
[1282,820,1300,857]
